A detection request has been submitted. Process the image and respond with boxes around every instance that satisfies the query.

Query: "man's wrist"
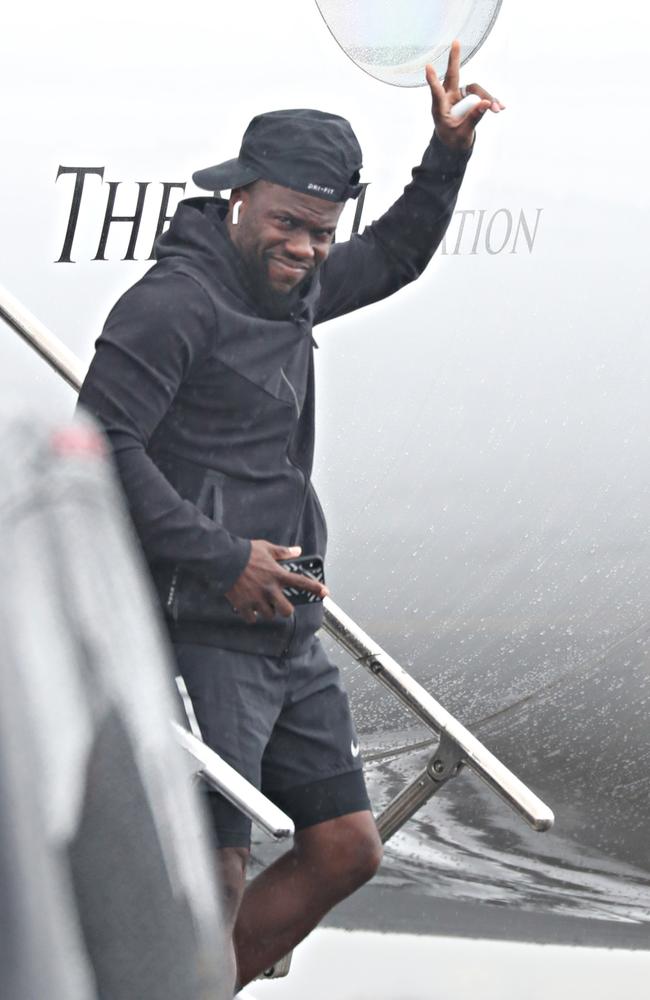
[211,535,252,594]
[432,129,475,159]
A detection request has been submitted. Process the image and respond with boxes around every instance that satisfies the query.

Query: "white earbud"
[232,200,243,225]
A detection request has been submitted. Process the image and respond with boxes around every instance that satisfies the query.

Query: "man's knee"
[341,822,383,889]
[296,811,383,895]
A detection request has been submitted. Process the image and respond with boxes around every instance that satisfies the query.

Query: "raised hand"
[426,40,505,150]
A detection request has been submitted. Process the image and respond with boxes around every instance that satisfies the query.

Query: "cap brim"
[192,157,260,192]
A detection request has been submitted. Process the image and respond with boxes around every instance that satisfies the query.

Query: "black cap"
[192,109,363,202]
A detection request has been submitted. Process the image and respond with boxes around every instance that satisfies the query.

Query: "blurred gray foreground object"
[0,411,232,1000]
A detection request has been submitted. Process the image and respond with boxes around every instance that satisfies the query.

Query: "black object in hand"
[279,555,325,605]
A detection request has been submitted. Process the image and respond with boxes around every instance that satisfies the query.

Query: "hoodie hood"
[154,197,320,321]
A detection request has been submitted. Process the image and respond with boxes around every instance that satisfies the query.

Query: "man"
[78,44,502,991]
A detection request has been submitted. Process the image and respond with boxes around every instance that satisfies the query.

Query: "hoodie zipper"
[279,366,311,545]
[166,566,179,621]
[280,368,300,417]
[281,611,298,657]
[278,368,303,656]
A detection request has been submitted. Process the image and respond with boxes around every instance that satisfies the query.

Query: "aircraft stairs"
[1,284,554,987]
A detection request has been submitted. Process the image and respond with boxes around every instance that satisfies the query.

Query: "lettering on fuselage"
[54,167,188,263]
[441,207,544,255]
[53,167,543,262]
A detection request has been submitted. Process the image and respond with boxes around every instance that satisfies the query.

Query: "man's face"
[229,181,344,313]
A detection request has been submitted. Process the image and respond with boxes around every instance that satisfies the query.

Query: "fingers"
[425,63,448,117]
[252,591,294,622]
[443,39,461,93]
[279,568,329,599]
[234,573,326,624]
[227,539,330,625]
[270,543,302,560]
[269,541,330,596]
[451,96,492,127]
[238,606,261,625]
[465,99,492,127]
[464,83,505,114]
[234,585,292,623]
[250,569,328,622]
[429,39,504,122]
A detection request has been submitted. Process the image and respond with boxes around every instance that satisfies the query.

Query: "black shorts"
[174,636,370,848]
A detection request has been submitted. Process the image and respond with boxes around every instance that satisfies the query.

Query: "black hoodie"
[78,133,472,654]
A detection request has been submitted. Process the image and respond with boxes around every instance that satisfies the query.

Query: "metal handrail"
[173,723,294,840]
[1,284,554,836]
[0,284,84,390]
[323,598,554,831]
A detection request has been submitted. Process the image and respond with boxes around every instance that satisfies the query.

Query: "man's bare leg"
[216,847,250,992]
[232,810,382,988]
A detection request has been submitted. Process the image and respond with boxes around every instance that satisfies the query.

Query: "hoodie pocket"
[196,470,226,523]
[164,469,229,623]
